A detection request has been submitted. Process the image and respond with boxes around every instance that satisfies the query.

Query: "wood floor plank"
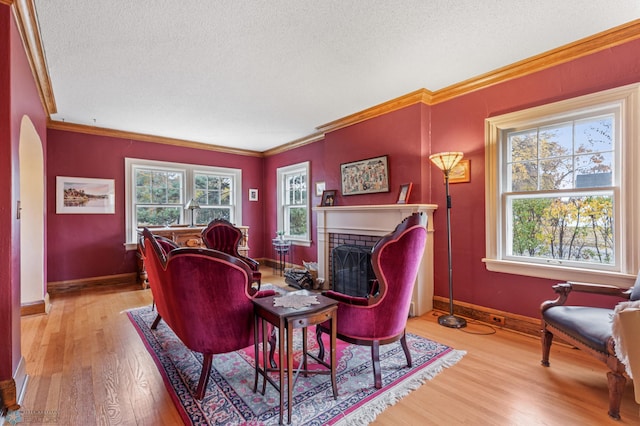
[19,270,640,425]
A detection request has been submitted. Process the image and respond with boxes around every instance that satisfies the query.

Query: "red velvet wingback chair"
[316,212,428,388]
[201,219,262,285]
[141,228,274,400]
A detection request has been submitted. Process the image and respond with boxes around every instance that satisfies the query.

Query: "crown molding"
[313,19,640,137]
[262,131,325,156]
[12,0,56,114]
[14,7,639,156]
[315,89,433,134]
[47,120,264,158]
[431,19,640,104]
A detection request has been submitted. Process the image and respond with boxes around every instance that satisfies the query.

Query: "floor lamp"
[429,151,467,329]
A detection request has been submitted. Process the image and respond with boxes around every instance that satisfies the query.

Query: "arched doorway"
[19,115,46,311]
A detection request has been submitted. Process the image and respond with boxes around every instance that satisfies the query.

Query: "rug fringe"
[333,349,466,426]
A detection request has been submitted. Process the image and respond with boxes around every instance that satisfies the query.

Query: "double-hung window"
[484,84,640,286]
[125,158,241,245]
[277,161,310,245]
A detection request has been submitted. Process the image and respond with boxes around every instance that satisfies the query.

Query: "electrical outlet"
[490,315,505,326]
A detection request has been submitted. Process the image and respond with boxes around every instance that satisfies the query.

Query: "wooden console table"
[137,224,250,287]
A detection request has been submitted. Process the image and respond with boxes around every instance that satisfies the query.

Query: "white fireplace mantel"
[313,204,438,317]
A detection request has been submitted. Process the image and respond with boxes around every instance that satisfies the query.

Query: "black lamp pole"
[429,151,467,329]
[438,169,466,328]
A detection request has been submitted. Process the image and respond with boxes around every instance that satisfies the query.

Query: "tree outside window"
[485,84,640,284]
[506,116,614,266]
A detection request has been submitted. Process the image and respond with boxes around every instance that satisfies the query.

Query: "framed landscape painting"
[56,176,115,214]
[340,155,389,196]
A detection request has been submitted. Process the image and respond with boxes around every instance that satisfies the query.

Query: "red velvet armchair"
[140,228,274,400]
[201,219,262,285]
[316,212,428,388]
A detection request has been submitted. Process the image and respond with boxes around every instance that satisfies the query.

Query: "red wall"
[263,140,325,265]
[46,38,640,321]
[1,4,48,383]
[263,103,430,268]
[0,3,14,382]
[428,39,640,318]
[46,131,264,282]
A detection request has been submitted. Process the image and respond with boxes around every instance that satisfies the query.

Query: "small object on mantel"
[273,294,319,309]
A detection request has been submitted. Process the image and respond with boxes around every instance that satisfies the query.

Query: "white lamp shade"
[185,199,200,210]
[429,151,464,173]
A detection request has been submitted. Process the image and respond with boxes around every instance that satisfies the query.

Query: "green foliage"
[507,116,614,265]
[288,207,307,236]
[137,207,181,226]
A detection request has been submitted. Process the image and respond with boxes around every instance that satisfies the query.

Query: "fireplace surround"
[313,204,437,316]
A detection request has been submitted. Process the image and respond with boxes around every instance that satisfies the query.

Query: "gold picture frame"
[449,159,470,184]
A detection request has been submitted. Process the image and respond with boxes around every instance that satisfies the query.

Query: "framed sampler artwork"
[340,155,389,196]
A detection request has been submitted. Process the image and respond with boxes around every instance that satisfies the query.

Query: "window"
[484,84,640,286]
[277,161,310,245]
[125,158,241,245]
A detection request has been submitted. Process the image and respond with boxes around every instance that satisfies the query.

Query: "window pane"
[509,130,537,162]
[287,206,308,236]
[508,194,614,265]
[196,207,231,225]
[136,207,182,227]
[539,123,572,158]
[510,161,538,191]
[539,157,572,190]
[194,173,232,207]
[575,116,613,154]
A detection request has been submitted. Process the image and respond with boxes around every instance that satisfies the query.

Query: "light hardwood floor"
[19,269,640,425]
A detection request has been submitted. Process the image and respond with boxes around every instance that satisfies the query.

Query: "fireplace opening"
[332,244,376,297]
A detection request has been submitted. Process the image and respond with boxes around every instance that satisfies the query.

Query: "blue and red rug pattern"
[127,305,465,425]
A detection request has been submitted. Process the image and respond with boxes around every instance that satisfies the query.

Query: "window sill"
[482,258,636,288]
[124,242,138,251]
[287,239,312,248]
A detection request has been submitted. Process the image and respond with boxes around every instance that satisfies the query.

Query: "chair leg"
[606,371,626,420]
[195,353,213,400]
[400,332,412,368]
[541,328,553,367]
[150,314,162,330]
[316,326,326,361]
[372,340,382,389]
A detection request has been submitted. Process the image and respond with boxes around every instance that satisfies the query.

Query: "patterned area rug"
[127,304,465,425]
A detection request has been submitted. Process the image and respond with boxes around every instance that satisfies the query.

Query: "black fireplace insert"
[331,244,376,297]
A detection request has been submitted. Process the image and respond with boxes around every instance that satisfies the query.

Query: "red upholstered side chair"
[201,219,262,286]
[541,274,639,419]
[138,234,179,288]
[141,228,275,400]
[316,212,428,389]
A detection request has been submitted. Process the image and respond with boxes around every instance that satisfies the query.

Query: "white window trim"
[483,83,640,287]
[277,161,311,246]
[124,158,242,248]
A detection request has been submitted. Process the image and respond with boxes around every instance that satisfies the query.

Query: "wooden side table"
[252,290,338,425]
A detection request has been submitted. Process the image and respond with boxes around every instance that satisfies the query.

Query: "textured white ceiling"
[34,1,640,152]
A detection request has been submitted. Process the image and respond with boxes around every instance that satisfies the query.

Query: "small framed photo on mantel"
[396,183,413,204]
[320,189,337,206]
